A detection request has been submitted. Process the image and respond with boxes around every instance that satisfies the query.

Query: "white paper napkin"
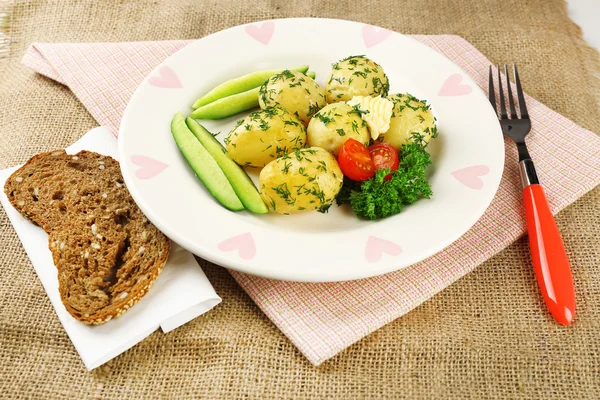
[0,127,221,370]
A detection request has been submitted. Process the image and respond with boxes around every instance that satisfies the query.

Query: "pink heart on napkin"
[218,232,256,260]
[362,25,392,48]
[438,73,472,96]
[365,236,403,263]
[245,22,275,45]
[131,155,168,179]
[451,165,490,189]
[148,66,182,88]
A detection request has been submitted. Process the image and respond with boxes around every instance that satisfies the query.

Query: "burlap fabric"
[1,0,599,398]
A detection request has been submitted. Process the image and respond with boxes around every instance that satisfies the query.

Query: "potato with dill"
[259,147,343,214]
[306,102,370,155]
[258,70,326,126]
[326,56,389,103]
[225,106,306,168]
[380,93,437,150]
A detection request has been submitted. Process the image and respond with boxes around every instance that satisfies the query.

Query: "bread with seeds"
[4,150,170,324]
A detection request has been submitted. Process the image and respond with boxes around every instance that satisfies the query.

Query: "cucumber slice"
[192,65,310,109]
[186,117,268,214]
[191,86,260,120]
[191,70,316,120]
[170,112,244,211]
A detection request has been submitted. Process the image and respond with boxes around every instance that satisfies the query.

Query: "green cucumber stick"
[191,71,315,120]
[192,65,309,109]
[192,86,260,120]
[170,113,243,211]
[185,117,268,214]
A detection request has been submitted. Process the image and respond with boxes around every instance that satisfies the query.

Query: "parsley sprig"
[337,142,433,220]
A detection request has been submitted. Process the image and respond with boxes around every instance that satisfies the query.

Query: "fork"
[488,64,575,326]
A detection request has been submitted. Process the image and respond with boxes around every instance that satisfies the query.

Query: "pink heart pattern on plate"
[148,66,183,88]
[131,155,168,179]
[451,165,490,190]
[218,232,256,260]
[438,73,472,96]
[245,21,275,45]
[362,25,392,48]
[365,236,402,263]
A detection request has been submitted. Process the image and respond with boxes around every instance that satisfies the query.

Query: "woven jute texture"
[1,0,599,398]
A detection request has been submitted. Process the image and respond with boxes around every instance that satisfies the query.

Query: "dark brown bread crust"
[4,150,169,324]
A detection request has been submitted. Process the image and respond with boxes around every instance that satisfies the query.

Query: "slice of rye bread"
[5,150,124,232]
[4,150,170,325]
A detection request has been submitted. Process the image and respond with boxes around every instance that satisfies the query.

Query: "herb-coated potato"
[259,70,326,126]
[306,102,370,155]
[259,147,343,214]
[326,56,389,103]
[225,106,306,168]
[380,93,437,150]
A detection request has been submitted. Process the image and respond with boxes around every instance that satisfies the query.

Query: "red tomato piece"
[368,143,399,180]
[338,138,376,181]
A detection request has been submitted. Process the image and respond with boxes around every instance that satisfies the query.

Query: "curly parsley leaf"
[336,142,433,220]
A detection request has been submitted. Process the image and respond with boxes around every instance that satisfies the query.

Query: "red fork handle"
[523,184,576,325]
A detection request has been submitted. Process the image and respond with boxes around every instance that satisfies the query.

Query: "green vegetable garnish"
[337,142,433,220]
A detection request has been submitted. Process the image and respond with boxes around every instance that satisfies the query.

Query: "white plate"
[119,18,504,282]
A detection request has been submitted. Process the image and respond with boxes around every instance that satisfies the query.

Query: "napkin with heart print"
[21,28,600,365]
[0,126,222,371]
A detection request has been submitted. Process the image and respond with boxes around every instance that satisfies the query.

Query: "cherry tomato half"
[368,142,399,180]
[338,138,376,181]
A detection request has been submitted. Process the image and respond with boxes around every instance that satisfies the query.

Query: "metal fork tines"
[488,64,538,187]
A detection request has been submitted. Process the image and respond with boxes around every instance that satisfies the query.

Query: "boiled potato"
[259,147,343,214]
[258,70,326,126]
[225,106,306,168]
[380,93,437,150]
[326,56,389,103]
[306,102,370,155]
